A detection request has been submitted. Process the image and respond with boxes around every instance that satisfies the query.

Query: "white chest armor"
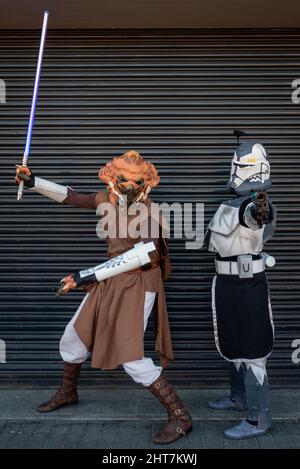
[207,200,265,257]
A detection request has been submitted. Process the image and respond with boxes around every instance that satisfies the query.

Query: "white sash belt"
[215,258,265,276]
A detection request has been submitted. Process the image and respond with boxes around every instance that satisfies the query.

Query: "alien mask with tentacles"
[99,150,160,206]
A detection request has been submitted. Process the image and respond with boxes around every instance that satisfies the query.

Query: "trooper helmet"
[228,141,271,196]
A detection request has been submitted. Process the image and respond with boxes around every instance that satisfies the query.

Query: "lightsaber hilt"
[17,10,49,201]
[17,154,28,201]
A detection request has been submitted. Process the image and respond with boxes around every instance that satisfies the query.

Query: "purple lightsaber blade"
[17,10,49,201]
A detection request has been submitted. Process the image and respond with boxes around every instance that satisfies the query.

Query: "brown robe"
[63,189,174,370]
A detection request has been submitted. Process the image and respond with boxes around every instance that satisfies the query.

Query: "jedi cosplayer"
[205,135,276,439]
[15,150,192,445]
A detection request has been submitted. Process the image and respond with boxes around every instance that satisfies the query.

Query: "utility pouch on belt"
[237,255,253,279]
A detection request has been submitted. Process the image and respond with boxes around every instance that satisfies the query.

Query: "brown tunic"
[63,189,174,370]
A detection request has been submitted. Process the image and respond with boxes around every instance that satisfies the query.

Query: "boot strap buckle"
[176,426,185,435]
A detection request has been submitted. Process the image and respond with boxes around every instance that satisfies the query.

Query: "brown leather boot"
[36,362,81,413]
[148,374,192,444]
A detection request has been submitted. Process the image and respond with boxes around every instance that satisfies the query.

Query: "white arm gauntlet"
[31,177,68,203]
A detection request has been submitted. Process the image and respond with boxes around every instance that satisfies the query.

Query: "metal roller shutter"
[0,29,299,386]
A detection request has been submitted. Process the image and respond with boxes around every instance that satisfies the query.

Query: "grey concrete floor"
[0,388,299,448]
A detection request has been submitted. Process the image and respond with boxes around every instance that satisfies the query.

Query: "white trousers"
[59,291,162,387]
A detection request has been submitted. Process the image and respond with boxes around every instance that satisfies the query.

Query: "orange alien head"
[99,150,160,205]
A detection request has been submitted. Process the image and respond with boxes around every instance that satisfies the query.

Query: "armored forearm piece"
[31,177,68,203]
[78,241,156,284]
[56,241,156,297]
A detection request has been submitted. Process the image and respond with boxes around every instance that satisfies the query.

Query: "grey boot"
[224,420,268,440]
[209,363,247,411]
[224,367,271,439]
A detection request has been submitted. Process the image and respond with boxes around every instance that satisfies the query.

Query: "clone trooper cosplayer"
[205,137,276,439]
[15,151,192,445]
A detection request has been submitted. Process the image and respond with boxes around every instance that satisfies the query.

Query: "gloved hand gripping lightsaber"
[17,10,49,201]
